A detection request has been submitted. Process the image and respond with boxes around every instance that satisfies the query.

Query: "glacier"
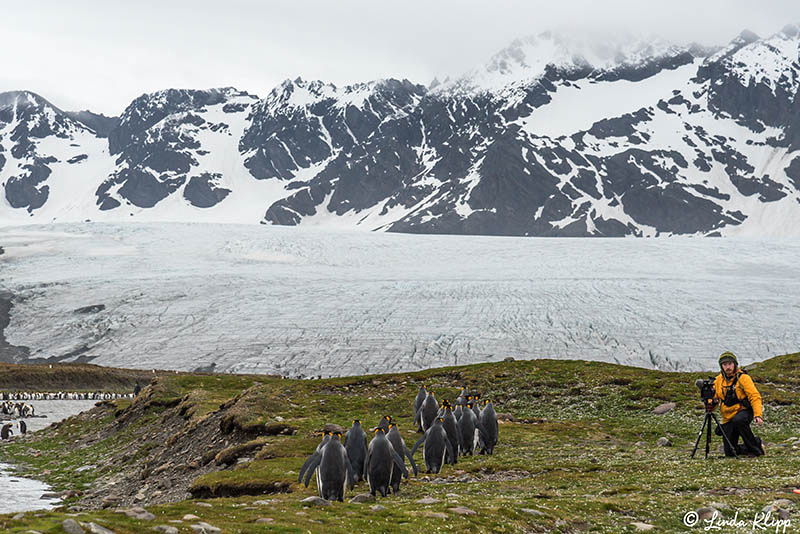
[1,223,798,376]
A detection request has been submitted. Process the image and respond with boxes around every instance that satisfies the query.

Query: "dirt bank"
[0,362,171,393]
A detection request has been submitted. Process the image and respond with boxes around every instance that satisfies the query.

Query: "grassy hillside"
[1,354,799,533]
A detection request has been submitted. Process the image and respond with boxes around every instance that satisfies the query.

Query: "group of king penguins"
[298,385,499,502]
[1,391,131,401]
[0,401,33,440]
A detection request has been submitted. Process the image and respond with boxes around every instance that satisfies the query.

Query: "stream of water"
[0,400,98,514]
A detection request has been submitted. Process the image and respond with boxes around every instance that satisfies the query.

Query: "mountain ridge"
[2,26,800,236]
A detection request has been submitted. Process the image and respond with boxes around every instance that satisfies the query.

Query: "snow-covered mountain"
[3,25,800,236]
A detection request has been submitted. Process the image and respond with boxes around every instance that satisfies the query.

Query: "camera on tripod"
[696,378,716,408]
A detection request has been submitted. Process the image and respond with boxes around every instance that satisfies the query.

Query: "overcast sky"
[2,0,799,115]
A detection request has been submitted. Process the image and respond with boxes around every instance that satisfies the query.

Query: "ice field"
[0,223,798,376]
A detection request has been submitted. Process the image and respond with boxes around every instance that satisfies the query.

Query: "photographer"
[714,351,765,457]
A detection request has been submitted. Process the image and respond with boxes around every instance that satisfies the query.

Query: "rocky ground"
[0,354,799,533]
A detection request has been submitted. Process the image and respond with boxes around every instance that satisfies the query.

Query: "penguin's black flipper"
[410,433,426,457]
[298,451,320,484]
[301,454,322,487]
[403,446,419,476]
[445,436,455,465]
[413,409,422,431]
[345,457,356,490]
[475,421,488,452]
[362,451,370,481]
[390,448,409,478]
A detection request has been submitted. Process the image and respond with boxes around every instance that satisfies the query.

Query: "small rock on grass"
[255,518,274,523]
[190,523,221,533]
[194,502,212,508]
[349,493,375,503]
[61,519,84,534]
[520,508,545,516]
[86,523,114,534]
[631,522,654,531]
[183,514,200,520]
[448,507,476,515]
[123,507,155,521]
[371,504,386,511]
[771,499,793,509]
[657,437,672,447]
[423,512,448,519]
[653,402,676,415]
[301,496,331,506]
[762,503,791,519]
[416,497,440,504]
[152,527,179,534]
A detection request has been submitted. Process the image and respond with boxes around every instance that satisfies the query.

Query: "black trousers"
[721,410,763,456]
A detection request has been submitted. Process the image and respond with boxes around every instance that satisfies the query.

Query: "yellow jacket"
[714,370,763,423]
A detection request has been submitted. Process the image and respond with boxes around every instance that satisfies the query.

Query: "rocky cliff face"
[2,26,800,235]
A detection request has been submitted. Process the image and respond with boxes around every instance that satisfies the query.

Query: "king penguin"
[386,423,418,493]
[345,419,368,482]
[458,403,478,455]
[317,432,355,501]
[364,427,408,497]
[441,401,459,464]
[416,391,439,432]
[478,399,499,455]
[413,385,427,431]
[410,417,454,474]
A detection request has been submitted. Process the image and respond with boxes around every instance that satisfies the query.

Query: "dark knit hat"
[718,351,738,366]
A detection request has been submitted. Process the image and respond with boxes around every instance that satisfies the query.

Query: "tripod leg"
[711,413,738,458]
[690,414,709,459]
[705,413,712,458]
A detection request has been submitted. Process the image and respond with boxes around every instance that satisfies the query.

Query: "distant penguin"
[19,420,27,435]
[471,395,481,418]
[299,432,354,502]
[345,420,368,483]
[386,424,418,493]
[458,403,478,455]
[413,385,427,431]
[364,427,408,497]
[455,387,467,406]
[377,415,393,433]
[298,433,332,489]
[478,399,498,455]
[416,391,439,432]
[1,423,13,440]
[440,402,459,464]
[411,417,454,474]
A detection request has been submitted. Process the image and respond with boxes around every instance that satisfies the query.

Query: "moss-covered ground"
[1,353,799,533]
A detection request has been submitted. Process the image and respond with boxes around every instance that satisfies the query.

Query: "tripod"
[691,398,738,459]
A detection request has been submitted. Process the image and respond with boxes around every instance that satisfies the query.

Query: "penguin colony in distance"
[298,384,499,501]
[1,392,133,401]
[1,401,35,417]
